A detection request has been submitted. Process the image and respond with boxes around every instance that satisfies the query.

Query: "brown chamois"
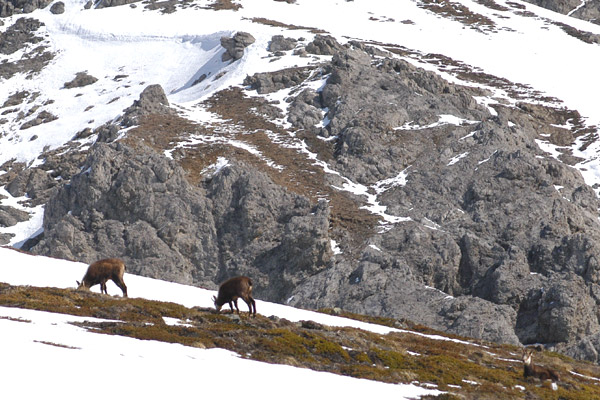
[77,258,128,297]
[212,276,256,317]
[522,348,559,386]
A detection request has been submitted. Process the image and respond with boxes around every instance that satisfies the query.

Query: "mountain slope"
[3,246,600,400]
[3,0,600,364]
[0,247,442,400]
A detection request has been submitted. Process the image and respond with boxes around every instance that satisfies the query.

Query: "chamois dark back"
[212,276,256,317]
[77,258,128,297]
[522,348,559,383]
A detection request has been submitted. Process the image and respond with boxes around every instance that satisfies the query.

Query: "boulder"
[63,72,98,89]
[221,32,255,62]
[305,35,344,55]
[268,35,297,52]
[49,1,63,13]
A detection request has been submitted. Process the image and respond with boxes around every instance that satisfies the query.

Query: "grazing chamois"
[522,348,559,389]
[77,258,128,297]
[212,276,256,317]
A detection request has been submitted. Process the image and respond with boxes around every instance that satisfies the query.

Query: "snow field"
[0,247,444,399]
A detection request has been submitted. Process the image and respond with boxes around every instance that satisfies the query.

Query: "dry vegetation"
[1,282,600,399]
[417,0,497,32]
[249,17,327,34]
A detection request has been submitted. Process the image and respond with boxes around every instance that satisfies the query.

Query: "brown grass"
[418,0,497,32]
[249,17,327,34]
[2,283,600,399]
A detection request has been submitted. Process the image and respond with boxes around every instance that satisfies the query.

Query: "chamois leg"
[113,277,128,297]
[100,280,108,294]
[250,297,256,316]
[243,296,256,317]
[228,300,235,313]
[233,298,241,314]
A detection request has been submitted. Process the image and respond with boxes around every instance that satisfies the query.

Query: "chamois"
[212,276,256,317]
[522,348,559,388]
[77,258,128,297]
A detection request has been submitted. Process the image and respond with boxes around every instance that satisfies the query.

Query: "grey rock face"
[220,32,255,62]
[522,0,581,14]
[206,162,333,300]
[317,48,488,184]
[31,142,332,300]
[5,167,56,204]
[20,110,58,130]
[266,45,600,353]
[439,296,520,344]
[126,84,170,115]
[35,142,220,284]
[287,89,324,130]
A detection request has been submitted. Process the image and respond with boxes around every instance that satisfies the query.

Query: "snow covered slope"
[0,246,442,399]
[2,0,600,161]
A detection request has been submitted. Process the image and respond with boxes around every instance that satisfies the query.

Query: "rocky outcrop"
[30,142,333,299]
[120,84,173,127]
[94,0,139,8]
[220,32,255,62]
[95,84,174,142]
[268,45,600,354]
[522,0,600,25]
[305,35,345,55]
[0,0,51,17]
[268,35,298,53]
[0,18,53,80]
[243,67,312,95]
[0,206,30,227]
[33,143,219,284]
[63,72,98,89]
[0,18,44,55]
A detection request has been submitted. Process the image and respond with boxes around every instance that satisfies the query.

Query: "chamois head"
[212,295,222,312]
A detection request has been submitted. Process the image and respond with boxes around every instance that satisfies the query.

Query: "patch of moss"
[261,329,314,362]
[351,350,372,364]
[370,348,406,369]
[310,336,351,363]
[339,364,395,382]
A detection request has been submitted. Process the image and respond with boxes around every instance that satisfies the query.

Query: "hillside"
[2,246,600,399]
[3,0,600,368]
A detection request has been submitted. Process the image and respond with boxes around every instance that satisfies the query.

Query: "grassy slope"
[1,282,599,399]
